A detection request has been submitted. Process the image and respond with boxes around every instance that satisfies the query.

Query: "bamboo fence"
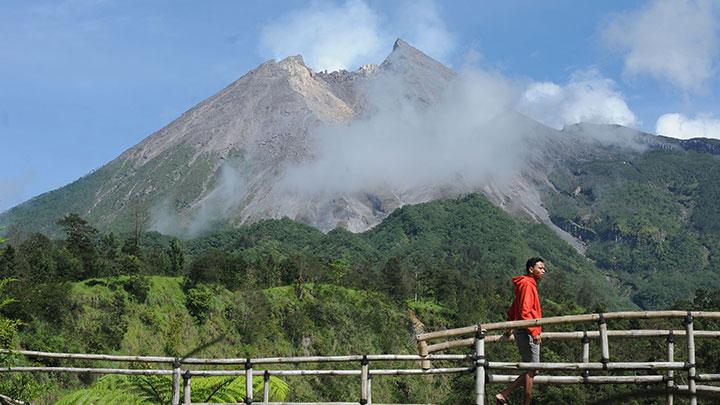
[0,310,718,404]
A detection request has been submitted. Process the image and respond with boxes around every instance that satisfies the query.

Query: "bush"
[185,284,213,323]
[122,275,150,303]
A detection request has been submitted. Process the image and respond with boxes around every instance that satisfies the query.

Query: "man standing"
[496,257,545,405]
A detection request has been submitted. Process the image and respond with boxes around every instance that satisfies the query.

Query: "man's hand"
[500,329,512,341]
[533,335,542,345]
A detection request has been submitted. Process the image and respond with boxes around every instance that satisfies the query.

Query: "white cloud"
[518,69,637,130]
[656,113,720,139]
[259,0,385,72]
[602,0,720,93]
[396,0,455,64]
[258,0,455,72]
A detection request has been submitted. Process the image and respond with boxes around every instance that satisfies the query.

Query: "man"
[496,257,545,405]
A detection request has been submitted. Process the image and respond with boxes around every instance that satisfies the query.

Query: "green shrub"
[122,275,150,303]
[185,284,213,323]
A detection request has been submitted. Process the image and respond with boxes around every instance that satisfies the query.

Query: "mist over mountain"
[0,39,713,249]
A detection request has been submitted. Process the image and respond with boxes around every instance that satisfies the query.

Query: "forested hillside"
[545,148,720,308]
[0,193,668,403]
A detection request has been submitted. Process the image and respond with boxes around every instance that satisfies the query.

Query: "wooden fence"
[417,310,720,405]
[0,310,719,404]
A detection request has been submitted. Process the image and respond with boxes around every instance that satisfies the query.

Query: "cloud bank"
[656,113,720,140]
[518,69,637,130]
[258,0,455,71]
[602,0,720,93]
[278,67,526,194]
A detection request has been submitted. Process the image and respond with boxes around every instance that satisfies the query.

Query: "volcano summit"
[0,40,685,245]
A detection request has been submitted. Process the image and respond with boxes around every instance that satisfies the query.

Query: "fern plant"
[55,376,150,405]
[55,373,289,404]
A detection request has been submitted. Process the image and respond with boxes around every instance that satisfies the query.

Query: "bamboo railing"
[0,310,719,404]
[416,310,720,405]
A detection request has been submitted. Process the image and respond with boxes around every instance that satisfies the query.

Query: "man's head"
[526,257,545,280]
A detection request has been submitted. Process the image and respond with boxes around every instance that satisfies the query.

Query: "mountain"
[0,40,648,241]
[3,40,720,309]
[0,39,457,236]
[1,50,354,236]
[541,127,720,308]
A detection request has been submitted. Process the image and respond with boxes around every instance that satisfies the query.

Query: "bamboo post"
[417,339,432,369]
[367,373,373,405]
[263,370,270,402]
[360,355,369,404]
[172,359,181,405]
[582,331,590,385]
[475,329,486,405]
[666,331,674,405]
[598,314,609,368]
[245,358,253,404]
[684,313,696,405]
[183,370,191,404]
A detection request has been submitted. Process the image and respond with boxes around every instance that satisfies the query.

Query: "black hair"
[526,257,544,274]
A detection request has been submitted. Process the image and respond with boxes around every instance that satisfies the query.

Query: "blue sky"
[1,0,719,212]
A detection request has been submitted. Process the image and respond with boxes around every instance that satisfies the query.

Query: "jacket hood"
[512,275,537,287]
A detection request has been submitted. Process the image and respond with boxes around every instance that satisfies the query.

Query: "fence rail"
[1,310,719,404]
[415,310,720,405]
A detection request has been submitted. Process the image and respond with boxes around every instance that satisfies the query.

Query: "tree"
[0,234,20,347]
[0,244,16,278]
[121,235,142,258]
[17,233,57,282]
[380,257,414,301]
[99,232,119,260]
[187,250,246,289]
[0,287,17,344]
[167,238,185,275]
[57,213,99,279]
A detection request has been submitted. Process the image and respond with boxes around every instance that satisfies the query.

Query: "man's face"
[529,261,545,280]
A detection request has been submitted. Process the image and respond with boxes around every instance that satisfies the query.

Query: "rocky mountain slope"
[0,40,711,248]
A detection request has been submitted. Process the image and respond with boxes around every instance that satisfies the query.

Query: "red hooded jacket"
[506,275,542,338]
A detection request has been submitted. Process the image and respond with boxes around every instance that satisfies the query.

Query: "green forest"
[545,149,720,308]
[1,194,719,403]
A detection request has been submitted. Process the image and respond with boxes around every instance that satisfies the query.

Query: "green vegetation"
[544,150,720,308]
[54,374,289,403]
[0,194,717,403]
[0,145,219,237]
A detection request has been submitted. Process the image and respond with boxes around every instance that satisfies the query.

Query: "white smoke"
[601,0,720,93]
[149,162,247,237]
[518,69,637,130]
[656,113,720,140]
[148,48,648,236]
[278,66,526,194]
